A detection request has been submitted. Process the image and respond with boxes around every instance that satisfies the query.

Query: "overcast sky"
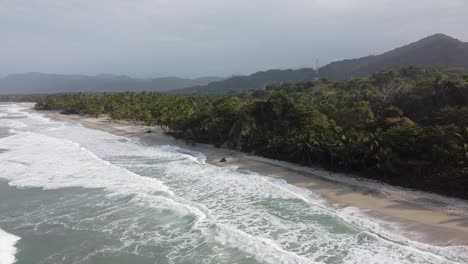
[1,0,467,78]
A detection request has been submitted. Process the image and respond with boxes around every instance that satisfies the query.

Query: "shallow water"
[0,103,467,264]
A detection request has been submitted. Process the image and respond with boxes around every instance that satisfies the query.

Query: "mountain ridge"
[173,33,468,94]
[318,33,468,80]
[2,34,467,95]
[169,68,317,95]
[0,73,224,94]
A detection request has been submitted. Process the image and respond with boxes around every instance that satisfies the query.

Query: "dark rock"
[60,109,80,115]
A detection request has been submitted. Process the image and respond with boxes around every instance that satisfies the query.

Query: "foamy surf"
[0,120,26,129]
[0,229,20,264]
[0,132,171,194]
[1,103,468,264]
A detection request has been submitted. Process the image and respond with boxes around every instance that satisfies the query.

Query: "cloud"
[1,0,467,77]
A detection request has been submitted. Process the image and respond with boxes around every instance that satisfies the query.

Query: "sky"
[1,0,468,78]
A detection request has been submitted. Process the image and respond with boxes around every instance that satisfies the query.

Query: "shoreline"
[25,104,468,247]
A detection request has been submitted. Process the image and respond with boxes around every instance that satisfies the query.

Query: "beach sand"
[24,103,468,247]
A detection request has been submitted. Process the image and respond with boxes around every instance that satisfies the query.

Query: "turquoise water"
[0,103,467,264]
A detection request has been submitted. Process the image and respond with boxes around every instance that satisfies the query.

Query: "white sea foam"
[337,206,468,264]
[0,229,20,264]
[23,111,53,124]
[249,156,468,214]
[2,103,468,264]
[0,120,26,129]
[0,132,171,194]
[0,130,218,232]
[214,223,316,264]
[1,104,27,115]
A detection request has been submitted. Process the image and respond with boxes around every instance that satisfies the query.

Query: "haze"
[1,0,468,78]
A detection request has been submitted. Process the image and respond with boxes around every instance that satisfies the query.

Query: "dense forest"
[171,68,317,95]
[0,94,46,102]
[33,66,468,199]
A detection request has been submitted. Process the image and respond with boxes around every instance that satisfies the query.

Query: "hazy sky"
[1,0,468,78]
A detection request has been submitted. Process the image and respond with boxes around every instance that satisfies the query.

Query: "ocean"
[0,103,467,264]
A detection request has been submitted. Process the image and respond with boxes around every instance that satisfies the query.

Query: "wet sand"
[25,104,468,247]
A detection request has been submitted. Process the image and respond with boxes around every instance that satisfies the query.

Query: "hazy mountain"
[3,34,467,95]
[318,33,468,80]
[170,68,317,95]
[0,73,224,94]
[173,34,468,94]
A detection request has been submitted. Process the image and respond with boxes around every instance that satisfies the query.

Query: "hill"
[0,73,223,94]
[170,68,317,95]
[173,34,468,94]
[3,34,467,95]
[319,33,468,80]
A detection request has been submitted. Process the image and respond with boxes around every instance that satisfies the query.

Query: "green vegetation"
[34,67,468,199]
[0,94,45,102]
[171,68,317,95]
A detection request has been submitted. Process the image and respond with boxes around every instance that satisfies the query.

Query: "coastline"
[25,104,468,247]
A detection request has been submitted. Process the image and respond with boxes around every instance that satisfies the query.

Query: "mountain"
[3,34,467,95]
[318,33,468,80]
[172,34,468,95]
[0,73,224,94]
[170,68,317,95]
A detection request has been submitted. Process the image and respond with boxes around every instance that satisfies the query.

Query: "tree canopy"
[33,66,468,199]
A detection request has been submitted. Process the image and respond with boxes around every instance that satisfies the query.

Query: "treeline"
[34,67,468,199]
[0,94,46,102]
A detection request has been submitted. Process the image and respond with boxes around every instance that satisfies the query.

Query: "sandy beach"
[26,104,468,247]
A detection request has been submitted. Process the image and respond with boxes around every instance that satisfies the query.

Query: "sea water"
[0,103,467,264]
